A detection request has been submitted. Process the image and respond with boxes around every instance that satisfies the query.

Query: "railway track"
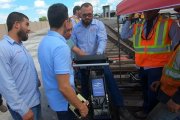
[101,19,144,111]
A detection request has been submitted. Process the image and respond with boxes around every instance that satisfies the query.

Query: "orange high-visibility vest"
[133,16,173,67]
[160,45,180,97]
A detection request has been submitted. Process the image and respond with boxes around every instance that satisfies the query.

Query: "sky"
[0,0,122,24]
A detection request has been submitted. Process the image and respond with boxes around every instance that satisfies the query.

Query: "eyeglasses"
[82,13,93,18]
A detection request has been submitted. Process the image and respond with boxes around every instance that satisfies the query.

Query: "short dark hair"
[73,6,81,15]
[81,2,92,8]
[6,12,29,32]
[48,3,68,29]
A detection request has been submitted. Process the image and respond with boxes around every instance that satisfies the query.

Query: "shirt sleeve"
[96,21,107,54]
[67,39,75,50]
[53,45,71,74]
[71,28,77,46]
[71,18,76,27]
[120,20,133,39]
[0,55,29,116]
[169,22,180,50]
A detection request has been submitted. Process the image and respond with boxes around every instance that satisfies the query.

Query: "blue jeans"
[79,66,124,107]
[139,67,163,113]
[8,104,41,120]
[147,103,180,120]
[0,94,3,105]
[56,110,76,120]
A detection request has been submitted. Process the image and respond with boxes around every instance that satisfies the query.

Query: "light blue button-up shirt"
[0,35,40,116]
[70,15,79,27]
[72,19,107,55]
[38,31,74,111]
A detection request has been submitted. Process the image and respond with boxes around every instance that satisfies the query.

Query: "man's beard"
[17,29,28,41]
[82,19,92,26]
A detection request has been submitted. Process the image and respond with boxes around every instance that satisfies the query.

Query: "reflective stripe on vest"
[133,17,171,54]
[160,45,180,96]
[164,46,180,80]
[135,45,171,54]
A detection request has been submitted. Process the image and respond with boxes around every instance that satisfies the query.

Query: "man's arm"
[169,22,180,50]
[72,46,86,56]
[96,21,107,54]
[67,39,86,56]
[54,46,88,117]
[0,55,31,118]
[70,17,77,27]
[56,74,88,117]
[71,27,78,46]
[120,20,133,39]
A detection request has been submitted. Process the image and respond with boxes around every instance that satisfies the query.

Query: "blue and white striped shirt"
[0,35,40,116]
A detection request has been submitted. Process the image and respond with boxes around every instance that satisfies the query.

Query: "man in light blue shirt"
[72,2,135,120]
[0,12,41,120]
[38,3,88,120]
[70,6,81,27]
[72,12,107,55]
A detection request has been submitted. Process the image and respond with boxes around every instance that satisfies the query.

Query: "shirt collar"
[47,30,66,43]
[3,35,22,45]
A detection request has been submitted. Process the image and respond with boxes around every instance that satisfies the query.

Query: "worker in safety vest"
[146,6,180,120]
[70,6,81,27]
[120,9,180,118]
[147,43,180,120]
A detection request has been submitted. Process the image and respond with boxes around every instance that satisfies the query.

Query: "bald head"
[64,20,73,39]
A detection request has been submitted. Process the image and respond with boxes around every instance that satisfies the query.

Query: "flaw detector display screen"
[92,78,105,97]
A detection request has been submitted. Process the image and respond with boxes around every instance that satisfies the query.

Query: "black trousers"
[56,110,76,120]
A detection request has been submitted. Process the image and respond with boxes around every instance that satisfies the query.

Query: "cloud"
[36,9,47,16]
[73,0,101,13]
[34,0,46,8]
[74,0,100,6]
[0,0,12,3]
[0,3,12,9]
[0,0,14,9]
[0,13,8,24]
[14,6,28,11]
[103,0,122,11]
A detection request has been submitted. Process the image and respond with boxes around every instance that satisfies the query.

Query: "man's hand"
[78,103,89,118]
[22,109,34,120]
[150,81,160,92]
[167,99,180,113]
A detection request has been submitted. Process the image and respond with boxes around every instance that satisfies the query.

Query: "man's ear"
[63,19,68,29]
[14,21,20,30]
